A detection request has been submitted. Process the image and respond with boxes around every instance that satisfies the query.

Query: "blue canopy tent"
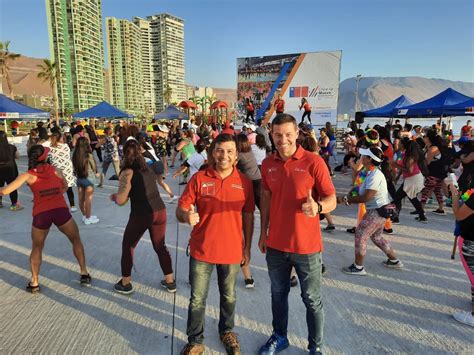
[395,88,472,118]
[73,101,134,119]
[361,95,414,118]
[443,98,474,116]
[0,93,50,133]
[154,105,189,120]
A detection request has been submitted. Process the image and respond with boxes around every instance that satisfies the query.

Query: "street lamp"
[354,74,362,117]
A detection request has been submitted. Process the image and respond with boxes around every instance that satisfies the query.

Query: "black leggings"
[66,187,75,207]
[121,209,173,277]
[0,167,18,205]
[246,111,254,122]
[252,179,262,211]
[301,110,311,123]
[91,144,103,163]
[394,183,425,218]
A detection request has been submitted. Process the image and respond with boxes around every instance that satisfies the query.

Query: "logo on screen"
[289,86,309,98]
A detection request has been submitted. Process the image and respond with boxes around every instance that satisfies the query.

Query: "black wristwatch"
[317,202,322,214]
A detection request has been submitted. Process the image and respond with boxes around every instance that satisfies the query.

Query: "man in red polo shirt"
[257,114,336,355]
[176,133,255,355]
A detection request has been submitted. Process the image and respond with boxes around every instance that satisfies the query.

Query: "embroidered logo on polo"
[201,182,216,196]
[231,184,243,190]
[268,167,278,181]
[294,168,306,172]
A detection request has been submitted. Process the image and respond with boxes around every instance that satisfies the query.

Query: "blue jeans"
[186,257,240,344]
[266,247,324,349]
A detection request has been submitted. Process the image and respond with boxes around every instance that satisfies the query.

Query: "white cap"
[242,123,249,129]
[359,147,382,162]
[344,128,353,133]
[248,124,256,131]
[157,124,169,133]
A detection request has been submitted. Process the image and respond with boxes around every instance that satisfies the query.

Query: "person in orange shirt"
[176,134,255,355]
[274,93,285,114]
[245,97,255,123]
[258,114,336,355]
[299,97,312,124]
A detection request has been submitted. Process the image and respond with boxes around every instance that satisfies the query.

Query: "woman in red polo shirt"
[299,97,312,124]
[245,97,255,123]
[0,145,91,293]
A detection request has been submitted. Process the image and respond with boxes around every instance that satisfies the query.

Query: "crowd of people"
[0,114,473,354]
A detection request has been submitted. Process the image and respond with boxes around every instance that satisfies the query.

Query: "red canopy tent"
[210,101,228,124]
[178,100,198,109]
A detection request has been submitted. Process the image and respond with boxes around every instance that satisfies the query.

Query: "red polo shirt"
[179,166,255,264]
[261,146,335,254]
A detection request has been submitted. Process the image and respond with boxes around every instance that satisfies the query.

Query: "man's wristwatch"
[343,195,350,206]
[316,202,322,214]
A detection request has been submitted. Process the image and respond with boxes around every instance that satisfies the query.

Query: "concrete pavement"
[1,157,473,354]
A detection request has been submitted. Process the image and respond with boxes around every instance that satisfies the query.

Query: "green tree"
[0,41,21,98]
[37,59,60,125]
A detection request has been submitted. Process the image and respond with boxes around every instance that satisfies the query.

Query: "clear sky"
[1,0,473,88]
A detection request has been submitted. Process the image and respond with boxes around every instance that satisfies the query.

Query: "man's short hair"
[214,133,237,148]
[272,113,297,128]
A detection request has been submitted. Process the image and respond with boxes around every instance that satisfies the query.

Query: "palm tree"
[163,85,173,106]
[37,59,60,124]
[0,41,21,98]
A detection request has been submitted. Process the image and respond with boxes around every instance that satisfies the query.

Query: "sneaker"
[290,275,298,287]
[114,279,134,295]
[167,195,179,203]
[309,346,323,355]
[453,311,474,327]
[90,215,99,222]
[160,279,177,293]
[383,228,394,234]
[244,278,255,289]
[346,227,356,234]
[342,263,367,275]
[432,209,446,215]
[70,206,78,213]
[383,259,404,268]
[391,216,400,224]
[324,224,335,232]
[180,343,205,355]
[409,210,418,215]
[258,333,289,354]
[220,331,241,355]
[322,264,327,276]
[179,181,187,186]
[415,216,428,223]
[9,203,24,211]
[80,273,92,286]
[84,217,99,225]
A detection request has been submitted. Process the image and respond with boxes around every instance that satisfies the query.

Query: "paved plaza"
[1,157,473,354]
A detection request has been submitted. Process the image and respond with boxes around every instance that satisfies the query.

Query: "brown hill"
[1,54,53,97]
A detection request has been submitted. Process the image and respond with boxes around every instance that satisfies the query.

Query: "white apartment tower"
[147,13,186,112]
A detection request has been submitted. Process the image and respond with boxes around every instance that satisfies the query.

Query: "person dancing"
[0,145,91,292]
[299,98,312,124]
[111,139,175,294]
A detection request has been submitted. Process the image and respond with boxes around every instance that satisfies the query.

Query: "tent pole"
[5,119,8,134]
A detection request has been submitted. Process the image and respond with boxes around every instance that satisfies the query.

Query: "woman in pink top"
[392,139,426,223]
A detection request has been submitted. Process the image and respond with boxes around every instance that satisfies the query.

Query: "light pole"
[354,74,362,117]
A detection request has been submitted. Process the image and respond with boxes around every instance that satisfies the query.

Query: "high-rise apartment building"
[132,17,155,115]
[147,13,186,112]
[106,17,144,116]
[45,0,105,113]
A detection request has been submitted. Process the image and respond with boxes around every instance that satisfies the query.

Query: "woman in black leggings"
[111,139,175,295]
[0,131,23,211]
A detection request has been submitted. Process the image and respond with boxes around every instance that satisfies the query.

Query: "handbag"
[376,203,397,219]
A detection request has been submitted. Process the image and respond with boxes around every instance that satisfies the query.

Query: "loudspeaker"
[355,112,364,124]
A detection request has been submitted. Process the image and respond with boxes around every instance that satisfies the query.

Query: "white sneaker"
[453,311,474,327]
[89,215,100,222]
[168,195,179,203]
[84,216,99,225]
[70,207,78,213]
[82,215,87,223]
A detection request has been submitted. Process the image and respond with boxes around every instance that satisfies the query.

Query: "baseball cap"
[248,124,256,131]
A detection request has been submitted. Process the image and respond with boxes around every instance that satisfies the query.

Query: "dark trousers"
[91,144,103,162]
[246,111,255,123]
[252,179,262,211]
[394,183,425,218]
[121,209,173,277]
[301,110,312,123]
[186,257,240,344]
[266,247,324,349]
[66,187,75,207]
[0,167,18,205]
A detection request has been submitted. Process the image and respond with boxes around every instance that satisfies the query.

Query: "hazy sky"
[1,0,473,87]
